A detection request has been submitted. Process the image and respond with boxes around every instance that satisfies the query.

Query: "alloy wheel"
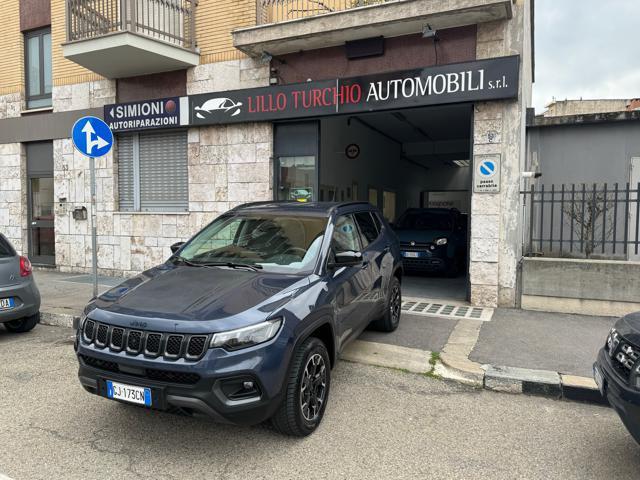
[390,284,401,324]
[300,353,327,422]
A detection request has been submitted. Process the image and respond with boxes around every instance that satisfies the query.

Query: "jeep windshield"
[175,213,328,274]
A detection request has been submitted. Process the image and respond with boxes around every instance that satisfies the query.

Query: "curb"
[39,310,77,329]
[341,340,432,374]
[436,358,608,406]
[436,318,609,407]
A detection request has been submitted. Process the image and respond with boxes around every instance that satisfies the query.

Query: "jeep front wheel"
[271,337,331,436]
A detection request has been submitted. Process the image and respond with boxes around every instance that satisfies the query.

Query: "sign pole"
[72,116,112,300]
[90,156,98,299]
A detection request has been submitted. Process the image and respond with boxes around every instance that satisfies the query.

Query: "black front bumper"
[595,348,640,444]
[78,359,282,426]
[400,250,449,272]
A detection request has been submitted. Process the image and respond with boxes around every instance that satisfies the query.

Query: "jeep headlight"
[606,328,619,352]
[435,237,448,246]
[77,314,88,333]
[210,318,282,351]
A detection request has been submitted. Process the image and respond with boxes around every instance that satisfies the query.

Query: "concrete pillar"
[470,0,532,307]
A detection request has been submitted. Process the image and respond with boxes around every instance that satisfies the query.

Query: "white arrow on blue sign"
[71,116,113,158]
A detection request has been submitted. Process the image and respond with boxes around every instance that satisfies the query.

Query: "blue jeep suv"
[75,202,402,436]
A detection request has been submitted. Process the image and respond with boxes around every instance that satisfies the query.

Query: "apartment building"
[0,0,534,308]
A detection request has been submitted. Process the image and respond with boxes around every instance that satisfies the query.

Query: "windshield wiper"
[172,255,201,267]
[198,262,263,271]
[173,255,262,271]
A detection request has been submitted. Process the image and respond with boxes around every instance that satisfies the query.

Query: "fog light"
[218,376,261,401]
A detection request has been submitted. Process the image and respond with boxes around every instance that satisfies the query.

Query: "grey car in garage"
[0,233,40,333]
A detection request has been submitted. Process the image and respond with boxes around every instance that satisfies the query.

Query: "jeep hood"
[92,263,305,322]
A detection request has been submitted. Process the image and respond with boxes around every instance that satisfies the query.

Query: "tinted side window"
[0,236,15,258]
[354,212,379,248]
[332,215,361,253]
[371,212,382,233]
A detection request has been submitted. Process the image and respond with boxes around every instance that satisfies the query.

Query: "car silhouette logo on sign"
[194,98,243,119]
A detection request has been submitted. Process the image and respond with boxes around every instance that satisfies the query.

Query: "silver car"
[0,234,40,333]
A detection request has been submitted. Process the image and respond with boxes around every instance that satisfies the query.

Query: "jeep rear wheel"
[271,337,331,436]
[370,276,401,332]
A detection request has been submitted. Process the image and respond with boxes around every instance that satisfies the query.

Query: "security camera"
[422,24,437,38]
[522,171,542,179]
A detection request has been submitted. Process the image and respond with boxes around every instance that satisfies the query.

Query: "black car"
[75,202,403,436]
[594,313,640,444]
[393,208,467,276]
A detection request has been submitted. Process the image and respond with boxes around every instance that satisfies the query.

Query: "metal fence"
[522,183,640,259]
[66,0,196,49]
[257,0,393,24]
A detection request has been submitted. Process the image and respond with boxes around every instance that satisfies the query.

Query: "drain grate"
[401,297,493,322]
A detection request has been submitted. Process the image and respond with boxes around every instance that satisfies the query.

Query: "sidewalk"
[34,269,124,327]
[470,308,615,378]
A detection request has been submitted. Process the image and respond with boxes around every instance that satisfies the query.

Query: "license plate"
[593,365,605,396]
[106,380,152,406]
[402,251,421,258]
[0,297,14,310]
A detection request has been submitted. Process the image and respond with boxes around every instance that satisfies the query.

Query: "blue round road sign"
[71,116,113,158]
[479,159,497,177]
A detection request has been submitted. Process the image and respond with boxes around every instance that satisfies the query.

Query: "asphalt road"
[0,325,638,480]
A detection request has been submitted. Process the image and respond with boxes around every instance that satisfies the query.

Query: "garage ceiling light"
[452,160,470,167]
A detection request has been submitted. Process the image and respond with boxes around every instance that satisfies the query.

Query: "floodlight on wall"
[422,24,437,39]
[522,171,542,178]
[452,160,470,167]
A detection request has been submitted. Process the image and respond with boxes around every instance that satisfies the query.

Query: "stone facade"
[0,91,26,253]
[0,11,531,309]
[0,92,24,120]
[0,142,26,254]
[52,79,116,112]
[49,58,271,277]
[469,0,533,307]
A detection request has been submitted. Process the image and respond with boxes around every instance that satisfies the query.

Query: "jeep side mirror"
[328,250,363,269]
[170,241,185,254]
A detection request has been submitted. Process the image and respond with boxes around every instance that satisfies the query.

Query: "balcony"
[62,0,200,79]
[234,0,513,57]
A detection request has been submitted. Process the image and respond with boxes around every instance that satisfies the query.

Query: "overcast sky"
[533,0,640,112]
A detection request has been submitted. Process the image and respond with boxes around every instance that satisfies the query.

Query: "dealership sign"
[190,55,520,125]
[104,97,189,132]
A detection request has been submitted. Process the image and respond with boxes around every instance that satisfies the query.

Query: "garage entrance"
[274,103,473,303]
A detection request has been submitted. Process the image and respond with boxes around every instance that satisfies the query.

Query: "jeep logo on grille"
[130,321,147,329]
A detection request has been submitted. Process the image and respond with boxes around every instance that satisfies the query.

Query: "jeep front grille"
[82,320,209,361]
[79,354,201,385]
[165,335,184,357]
[606,331,640,382]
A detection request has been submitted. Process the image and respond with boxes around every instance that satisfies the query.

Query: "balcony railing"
[257,0,394,25]
[66,0,196,50]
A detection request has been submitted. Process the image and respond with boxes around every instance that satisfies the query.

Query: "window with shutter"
[117,135,135,211]
[117,130,188,212]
